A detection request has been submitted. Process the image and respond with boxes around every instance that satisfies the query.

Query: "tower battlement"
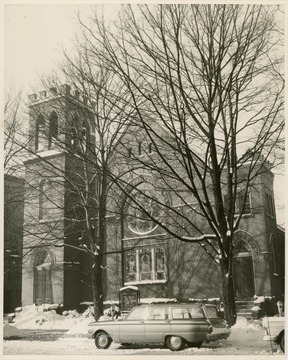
[28,84,94,109]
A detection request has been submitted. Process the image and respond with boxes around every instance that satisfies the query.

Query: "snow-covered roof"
[119,285,139,291]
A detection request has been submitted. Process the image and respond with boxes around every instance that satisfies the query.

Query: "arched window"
[35,115,45,151]
[270,234,279,275]
[70,127,77,147]
[39,180,55,219]
[70,115,79,148]
[139,248,152,280]
[126,250,137,282]
[48,112,58,149]
[39,180,45,219]
[81,122,89,153]
[138,142,142,155]
[34,249,53,304]
[232,238,255,298]
[233,239,252,258]
[155,247,165,280]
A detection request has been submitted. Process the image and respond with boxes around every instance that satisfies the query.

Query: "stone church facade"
[21,85,284,312]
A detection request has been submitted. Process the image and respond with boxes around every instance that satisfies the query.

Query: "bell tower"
[22,85,96,307]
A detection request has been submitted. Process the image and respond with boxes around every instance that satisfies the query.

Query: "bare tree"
[4,87,29,176]
[57,46,135,318]
[76,4,284,325]
[18,45,134,318]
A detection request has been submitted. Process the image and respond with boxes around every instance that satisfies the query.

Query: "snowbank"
[11,304,84,330]
[3,324,23,338]
[228,316,263,346]
[233,316,261,330]
[66,317,92,335]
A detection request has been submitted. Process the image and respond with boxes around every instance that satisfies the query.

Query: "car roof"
[136,303,204,307]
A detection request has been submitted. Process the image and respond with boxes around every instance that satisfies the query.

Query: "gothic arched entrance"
[34,249,53,305]
[233,238,255,299]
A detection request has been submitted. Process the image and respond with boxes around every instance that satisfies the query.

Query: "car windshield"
[125,306,149,321]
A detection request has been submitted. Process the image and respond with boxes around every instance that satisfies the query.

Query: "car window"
[205,306,219,318]
[189,306,205,318]
[147,307,167,320]
[172,306,205,319]
[126,306,148,321]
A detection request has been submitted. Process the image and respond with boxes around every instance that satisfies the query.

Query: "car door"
[144,306,170,343]
[169,305,209,343]
[119,306,146,343]
[203,305,230,340]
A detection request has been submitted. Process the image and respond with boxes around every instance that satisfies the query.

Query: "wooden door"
[233,255,255,298]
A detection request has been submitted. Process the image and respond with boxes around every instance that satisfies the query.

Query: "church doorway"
[34,250,53,305]
[233,240,255,299]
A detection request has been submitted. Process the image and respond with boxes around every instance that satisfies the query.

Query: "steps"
[236,299,254,319]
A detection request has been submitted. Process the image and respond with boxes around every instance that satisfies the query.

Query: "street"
[3,332,283,356]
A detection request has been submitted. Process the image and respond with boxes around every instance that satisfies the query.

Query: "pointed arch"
[233,229,262,259]
[232,230,258,298]
[48,111,58,149]
[35,115,45,151]
[33,248,54,304]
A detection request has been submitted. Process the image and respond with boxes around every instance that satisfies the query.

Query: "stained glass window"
[124,246,166,284]
[140,249,152,280]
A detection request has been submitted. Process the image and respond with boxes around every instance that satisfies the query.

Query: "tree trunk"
[91,170,107,321]
[91,258,104,321]
[220,258,237,326]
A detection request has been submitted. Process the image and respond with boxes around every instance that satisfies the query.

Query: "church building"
[21,85,284,314]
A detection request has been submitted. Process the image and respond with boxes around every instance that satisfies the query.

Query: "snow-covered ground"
[2,304,285,356]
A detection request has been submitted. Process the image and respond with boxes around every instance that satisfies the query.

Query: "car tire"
[188,341,203,348]
[166,335,185,351]
[95,331,112,349]
[280,332,284,353]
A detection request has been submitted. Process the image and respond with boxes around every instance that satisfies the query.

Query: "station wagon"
[88,303,213,351]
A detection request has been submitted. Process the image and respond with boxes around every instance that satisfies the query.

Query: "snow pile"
[233,316,261,330]
[62,309,80,318]
[254,296,266,304]
[228,316,263,346]
[11,304,82,330]
[66,317,92,335]
[82,306,94,318]
[3,324,23,338]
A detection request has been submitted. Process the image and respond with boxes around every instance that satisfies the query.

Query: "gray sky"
[5,4,91,90]
[4,3,286,227]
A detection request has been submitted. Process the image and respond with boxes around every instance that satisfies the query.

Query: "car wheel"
[188,341,203,348]
[166,335,185,351]
[95,331,112,349]
[280,332,284,353]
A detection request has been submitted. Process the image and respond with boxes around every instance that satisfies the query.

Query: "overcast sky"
[5,4,92,91]
[4,3,286,226]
